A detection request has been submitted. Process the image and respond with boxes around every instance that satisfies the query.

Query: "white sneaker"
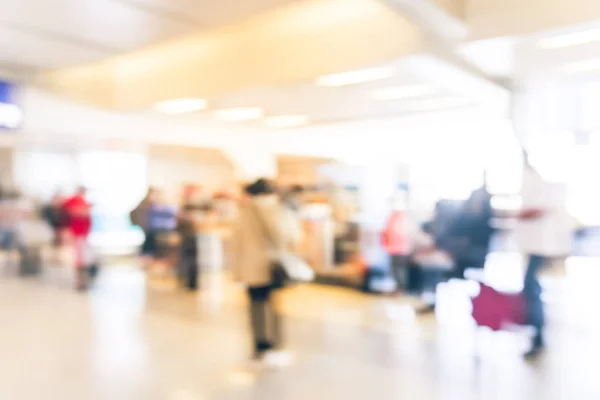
[261,350,293,369]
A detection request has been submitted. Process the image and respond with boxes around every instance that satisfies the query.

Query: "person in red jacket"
[62,187,92,288]
[381,195,417,293]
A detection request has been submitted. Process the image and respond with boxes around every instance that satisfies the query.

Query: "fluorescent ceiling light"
[154,98,207,114]
[538,29,600,49]
[372,84,436,100]
[214,107,264,122]
[264,115,309,129]
[316,67,394,87]
[562,58,600,73]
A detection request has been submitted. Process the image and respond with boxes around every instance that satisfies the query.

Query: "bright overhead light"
[562,58,600,73]
[154,98,207,114]
[538,29,600,49]
[372,84,436,100]
[264,115,309,129]
[214,107,264,122]
[316,67,394,87]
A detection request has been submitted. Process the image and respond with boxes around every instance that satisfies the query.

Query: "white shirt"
[515,167,575,256]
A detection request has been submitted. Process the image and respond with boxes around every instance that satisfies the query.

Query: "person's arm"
[518,208,546,220]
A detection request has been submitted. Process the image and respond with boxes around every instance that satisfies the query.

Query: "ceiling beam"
[37,0,426,110]
[4,22,119,54]
[379,0,469,42]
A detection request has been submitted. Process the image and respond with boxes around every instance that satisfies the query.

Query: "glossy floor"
[1,254,599,399]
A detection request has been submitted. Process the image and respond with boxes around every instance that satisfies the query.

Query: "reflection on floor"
[1,253,600,399]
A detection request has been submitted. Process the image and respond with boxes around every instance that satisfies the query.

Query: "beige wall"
[146,145,236,200]
[467,0,600,39]
[277,155,333,186]
[38,0,424,109]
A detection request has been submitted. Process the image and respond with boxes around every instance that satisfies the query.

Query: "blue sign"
[0,81,13,103]
[0,81,22,129]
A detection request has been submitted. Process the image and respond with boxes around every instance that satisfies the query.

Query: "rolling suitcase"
[472,283,527,331]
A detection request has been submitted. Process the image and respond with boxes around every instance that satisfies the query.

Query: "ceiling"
[203,54,504,126]
[0,0,300,73]
[1,0,600,130]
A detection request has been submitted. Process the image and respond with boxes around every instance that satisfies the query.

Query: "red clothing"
[63,194,92,237]
[381,211,413,256]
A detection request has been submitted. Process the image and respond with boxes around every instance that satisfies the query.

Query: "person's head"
[289,185,304,195]
[146,187,161,203]
[244,178,276,198]
[76,186,87,196]
[284,185,304,207]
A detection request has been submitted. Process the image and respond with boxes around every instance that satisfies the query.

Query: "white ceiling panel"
[208,57,475,124]
[125,0,300,27]
[0,0,196,53]
[0,0,302,73]
[0,25,110,70]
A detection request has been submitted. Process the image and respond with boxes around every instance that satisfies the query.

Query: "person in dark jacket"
[177,203,200,290]
[445,186,494,278]
[42,193,67,246]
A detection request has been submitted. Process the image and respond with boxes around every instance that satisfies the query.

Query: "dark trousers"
[248,285,281,356]
[524,254,545,348]
[390,255,409,290]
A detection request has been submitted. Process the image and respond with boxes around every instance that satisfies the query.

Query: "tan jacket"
[233,198,286,287]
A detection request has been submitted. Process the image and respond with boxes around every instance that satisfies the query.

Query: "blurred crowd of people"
[379,156,577,358]
[0,186,94,289]
[0,155,576,362]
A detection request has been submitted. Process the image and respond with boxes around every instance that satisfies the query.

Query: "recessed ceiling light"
[154,98,207,114]
[372,85,436,100]
[562,58,600,73]
[214,107,264,122]
[264,115,309,129]
[538,29,600,49]
[316,67,394,87]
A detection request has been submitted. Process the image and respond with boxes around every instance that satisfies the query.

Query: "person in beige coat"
[233,178,292,367]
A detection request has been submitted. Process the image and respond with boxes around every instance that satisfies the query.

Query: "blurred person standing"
[177,203,200,290]
[234,178,292,368]
[145,190,178,268]
[381,192,418,293]
[42,192,67,246]
[63,187,92,289]
[516,154,575,357]
[444,184,494,278]
[15,199,54,275]
[0,188,21,251]
[130,187,157,263]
